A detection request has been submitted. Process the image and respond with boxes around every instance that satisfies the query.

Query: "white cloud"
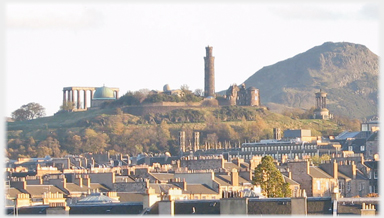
[358,3,380,20]
[6,5,104,30]
[268,3,379,21]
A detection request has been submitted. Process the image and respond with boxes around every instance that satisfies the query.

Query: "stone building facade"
[225,83,260,106]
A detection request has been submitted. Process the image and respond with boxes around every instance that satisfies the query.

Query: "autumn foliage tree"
[253,155,291,198]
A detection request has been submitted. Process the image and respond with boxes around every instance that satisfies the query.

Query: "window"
[374,171,378,179]
[348,146,353,151]
[317,181,321,190]
[360,146,365,151]
[347,182,351,192]
[339,181,344,193]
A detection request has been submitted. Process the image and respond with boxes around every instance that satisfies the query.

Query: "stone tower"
[204,46,215,98]
[179,131,186,155]
[273,128,281,140]
[192,131,200,152]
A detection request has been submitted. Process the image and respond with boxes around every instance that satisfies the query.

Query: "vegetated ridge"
[242,42,378,119]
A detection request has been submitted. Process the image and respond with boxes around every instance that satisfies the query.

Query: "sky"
[3,0,382,117]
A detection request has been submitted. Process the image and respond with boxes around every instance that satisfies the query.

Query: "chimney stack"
[352,161,356,179]
[74,175,83,187]
[333,160,338,180]
[231,168,239,187]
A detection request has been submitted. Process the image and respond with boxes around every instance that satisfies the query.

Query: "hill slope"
[242,42,379,119]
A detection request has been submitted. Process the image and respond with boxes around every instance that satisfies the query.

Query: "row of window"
[339,181,368,193]
[241,144,317,152]
[348,145,365,151]
[230,152,318,160]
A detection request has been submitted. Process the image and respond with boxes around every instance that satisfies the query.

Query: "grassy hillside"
[6,106,360,159]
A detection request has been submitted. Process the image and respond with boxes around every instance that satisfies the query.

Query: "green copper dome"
[93,86,115,99]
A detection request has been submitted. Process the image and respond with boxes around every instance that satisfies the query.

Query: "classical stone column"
[67,90,71,103]
[90,90,94,107]
[63,90,67,107]
[84,90,87,109]
[71,90,75,106]
[77,90,81,109]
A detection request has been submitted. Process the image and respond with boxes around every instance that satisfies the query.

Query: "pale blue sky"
[4,1,382,117]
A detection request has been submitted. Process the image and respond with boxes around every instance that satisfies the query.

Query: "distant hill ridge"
[240,41,378,119]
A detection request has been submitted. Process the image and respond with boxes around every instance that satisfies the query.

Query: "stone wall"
[287,160,313,196]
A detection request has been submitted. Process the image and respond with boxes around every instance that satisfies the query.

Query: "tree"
[180,84,190,92]
[61,101,75,110]
[194,89,204,97]
[310,154,331,166]
[12,102,46,121]
[253,155,291,198]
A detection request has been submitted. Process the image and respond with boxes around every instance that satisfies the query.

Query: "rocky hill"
[242,42,378,119]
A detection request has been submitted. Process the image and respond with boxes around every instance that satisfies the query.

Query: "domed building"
[91,85,120,108]
[62,85,120,112]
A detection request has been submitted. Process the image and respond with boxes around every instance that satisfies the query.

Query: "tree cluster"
[12,102,46,121]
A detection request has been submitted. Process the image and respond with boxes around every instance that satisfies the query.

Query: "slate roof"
[282,175,300,185]
[337,171,351,180]
[309,167,333,179]
[116,192,144,202]
[6,187,24,199]
[148,183,179,194]
[25,185,66,196]
[65,183,110,193]
[180,184,219,195]
[145,200,220,215]
[366,131,378,141]
[115,175,135,182]
[7,202,144,215]
[214,174,251,186]
[223,162,249,171]
[307,197,333,215]
[151,173,175,182]
[337,198,379,215]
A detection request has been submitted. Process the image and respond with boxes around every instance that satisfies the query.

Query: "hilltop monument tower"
[204,46,215,98]
[313,89,332,120]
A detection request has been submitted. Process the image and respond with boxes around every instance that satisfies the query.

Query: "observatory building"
[62,85,119,111]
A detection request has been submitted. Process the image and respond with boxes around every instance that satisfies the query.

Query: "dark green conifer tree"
[252,155,291,197]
